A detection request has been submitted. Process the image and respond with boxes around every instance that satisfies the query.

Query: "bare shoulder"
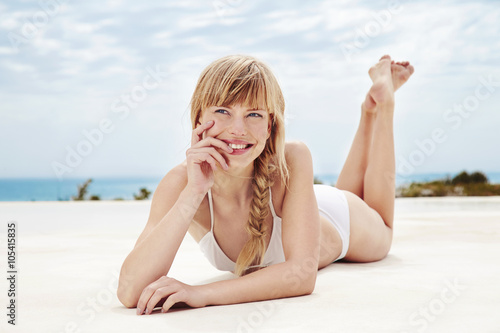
[146,162,188,226]
[284,141,314,193]
[284,140,313,171]
[272,141,313,216]
[155,162,188,197]
[133,162,190,247]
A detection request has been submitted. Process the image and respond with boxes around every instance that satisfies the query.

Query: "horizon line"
[1,170,500,180]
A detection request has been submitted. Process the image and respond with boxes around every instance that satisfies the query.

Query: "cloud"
[0,0,499,177]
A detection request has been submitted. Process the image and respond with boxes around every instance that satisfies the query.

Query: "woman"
[117,54,414,314]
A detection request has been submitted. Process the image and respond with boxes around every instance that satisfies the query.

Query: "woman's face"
[199,103,272,171]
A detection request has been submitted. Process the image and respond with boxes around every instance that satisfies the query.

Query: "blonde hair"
[190,55,289,276]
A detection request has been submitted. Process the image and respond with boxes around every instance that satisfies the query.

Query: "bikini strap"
[268,187,278,218]
[207,189,215,231]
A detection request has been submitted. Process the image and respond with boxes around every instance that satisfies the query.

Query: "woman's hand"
[136,276,208,314]
[185,120,233,195]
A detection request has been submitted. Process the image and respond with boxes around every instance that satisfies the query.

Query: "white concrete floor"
[0,197,499,333]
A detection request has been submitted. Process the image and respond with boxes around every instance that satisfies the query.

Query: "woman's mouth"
[219,139,255,156]
[228,143,253,155]
[228,143,252,150]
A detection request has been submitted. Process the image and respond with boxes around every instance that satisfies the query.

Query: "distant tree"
[452,171,489,185]
[89,195,101,200]
[72,179,93,201]
[470,171,488,184]
[443,174,452,185]
[313,177,323,185]
[134,187,151,200]
[452,171,471,185]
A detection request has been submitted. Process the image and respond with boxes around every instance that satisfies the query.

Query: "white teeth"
[229,143,249,149]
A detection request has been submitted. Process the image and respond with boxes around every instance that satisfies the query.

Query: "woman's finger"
[161,292,184,313]
[136,284,157,315]
[144,285,177,315]
[205,155,220,172]
[136,276,170,315]
[191,120,214,145]
[190,152,219,172]
[188,148,228,170]
[191,136,233,153]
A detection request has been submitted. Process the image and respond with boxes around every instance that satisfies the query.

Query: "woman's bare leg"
[321,57,414,263]
[362,56,397,229]
[333,57,415,262]
[336,59,414,209]
[335,101,376,199]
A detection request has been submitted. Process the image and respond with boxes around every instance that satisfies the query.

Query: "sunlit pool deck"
[0,196,499,332]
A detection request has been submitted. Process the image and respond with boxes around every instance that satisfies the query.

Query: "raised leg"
[331,56,415,263]
[335,106,375,199]
[321,57,414,264]
[336,57,414,226]
[362,57,396,228]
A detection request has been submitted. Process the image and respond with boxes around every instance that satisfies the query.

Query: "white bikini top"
[198,187,286,272]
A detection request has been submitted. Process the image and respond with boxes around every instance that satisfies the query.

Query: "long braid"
[189,54,290,275]
[234,150,276,276]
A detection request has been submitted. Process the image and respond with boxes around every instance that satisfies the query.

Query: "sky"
[0,0,499,180]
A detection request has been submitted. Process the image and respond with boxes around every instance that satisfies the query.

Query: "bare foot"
[391,60,414,92]
[362,55,394,113]
[362,55,414,114]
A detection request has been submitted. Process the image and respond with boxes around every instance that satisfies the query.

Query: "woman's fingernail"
[136,308,142,315]
[161,309,166,313]
[206,120,214,125]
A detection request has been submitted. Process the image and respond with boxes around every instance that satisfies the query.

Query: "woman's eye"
[215,109,228,115]
[248,113,263,118]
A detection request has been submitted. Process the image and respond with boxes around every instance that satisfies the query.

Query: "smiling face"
[199,104,272,170]
[190,55,289,183]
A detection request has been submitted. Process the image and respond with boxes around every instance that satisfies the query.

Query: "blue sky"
[0,0,499,180]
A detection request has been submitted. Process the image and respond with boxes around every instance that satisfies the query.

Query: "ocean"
[0,177,162,202]
[1,172,500,202]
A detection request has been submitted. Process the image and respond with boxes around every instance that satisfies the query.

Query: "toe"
[380,55,391,61]
[399,71,410,81]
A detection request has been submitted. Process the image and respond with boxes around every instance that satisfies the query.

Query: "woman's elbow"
[117,282,138,308]
[282,260,317,296]
[301,273,317,295]
[117,271,140,308]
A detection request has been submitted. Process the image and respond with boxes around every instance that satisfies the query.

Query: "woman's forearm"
[201,259,317,306]
[118,187,204,307]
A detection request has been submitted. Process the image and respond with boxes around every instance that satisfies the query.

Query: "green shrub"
[134,187,152,200]
[452,171,470,185]
[470,171,488,184]
[72,179,93,201]
[313,177,323,185]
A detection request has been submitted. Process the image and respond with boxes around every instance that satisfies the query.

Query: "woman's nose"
[228,117,247,136]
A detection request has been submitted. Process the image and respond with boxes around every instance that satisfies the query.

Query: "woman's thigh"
[341,190,393,262]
